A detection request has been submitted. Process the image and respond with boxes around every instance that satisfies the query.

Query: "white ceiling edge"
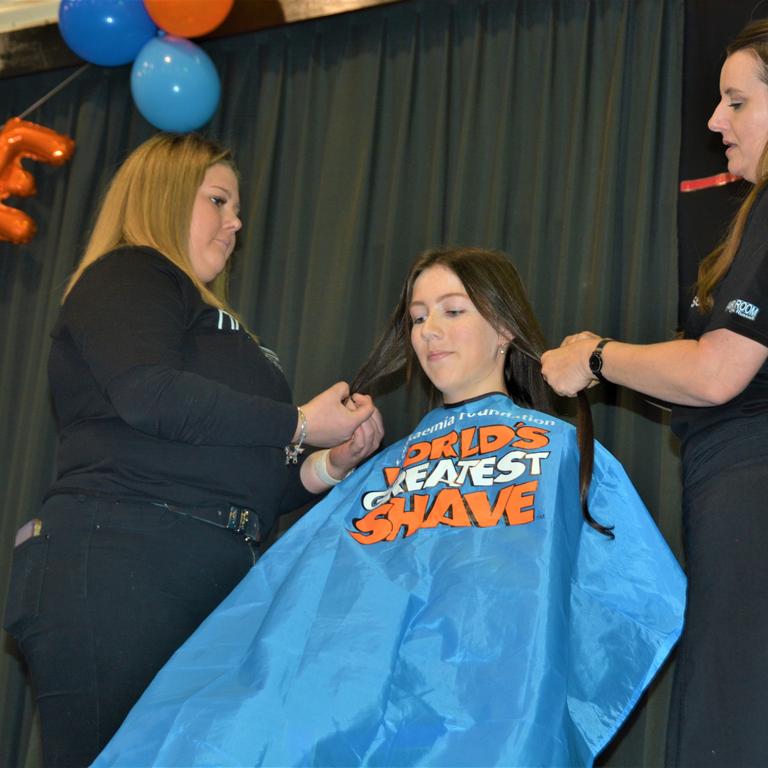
[0,0,59,34]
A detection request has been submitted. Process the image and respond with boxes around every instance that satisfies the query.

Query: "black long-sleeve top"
[47,246,314,531]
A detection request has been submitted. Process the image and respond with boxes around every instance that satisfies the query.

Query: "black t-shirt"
[47,246,314,530]
[671,188,768,449]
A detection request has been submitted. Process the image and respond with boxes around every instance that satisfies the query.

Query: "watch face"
[589,352,601,374]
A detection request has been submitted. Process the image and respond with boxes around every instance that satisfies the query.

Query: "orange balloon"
[0,117,75,244]
[143,0,234,38]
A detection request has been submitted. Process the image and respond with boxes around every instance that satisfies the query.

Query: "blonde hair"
[63,133,239,315]
[696,20,768,310]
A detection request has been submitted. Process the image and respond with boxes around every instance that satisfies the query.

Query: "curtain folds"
[0,1,683,765]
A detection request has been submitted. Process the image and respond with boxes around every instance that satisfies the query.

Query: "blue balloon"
[131,36,221,132]
[58,0,157,67]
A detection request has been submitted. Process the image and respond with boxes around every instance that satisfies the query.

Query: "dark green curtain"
[0,1,683,765]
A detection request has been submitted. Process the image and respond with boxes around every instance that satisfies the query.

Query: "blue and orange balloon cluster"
[58,0,233,131]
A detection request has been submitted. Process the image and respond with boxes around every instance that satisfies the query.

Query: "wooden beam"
[213,0,404,36]
[0,23,78,79]
[0,0,406,79]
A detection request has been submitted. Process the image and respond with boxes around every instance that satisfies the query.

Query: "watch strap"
[589,337,613,384]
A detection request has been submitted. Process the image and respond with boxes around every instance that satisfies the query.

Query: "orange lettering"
[463,481,537,526]
[459,427,479,458]
[403,441,431,467]
[385,495,429,540]
[478,425,516,455]
[429,430,458,460]
[348,506,394,544]
[464,487,513,527]
[504,480,538,524]
[422,488,472,529]
[383,466,400,485]
[512,426,550,450]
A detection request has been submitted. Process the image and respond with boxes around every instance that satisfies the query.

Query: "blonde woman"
[2,133,382,767]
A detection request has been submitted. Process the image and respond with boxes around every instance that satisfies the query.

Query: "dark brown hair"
[352,246,613,538]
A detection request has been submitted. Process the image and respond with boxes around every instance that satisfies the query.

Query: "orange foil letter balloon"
[0,117,75,244]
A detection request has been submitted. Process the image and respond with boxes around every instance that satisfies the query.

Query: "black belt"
[42,490,264,545]
[155,502,262,544]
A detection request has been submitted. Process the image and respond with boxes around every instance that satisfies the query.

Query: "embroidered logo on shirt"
[725,299,760,321]
[212,308,283,371]
[217,309,240,330]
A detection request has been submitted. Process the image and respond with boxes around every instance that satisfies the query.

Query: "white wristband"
[313,449,346,487]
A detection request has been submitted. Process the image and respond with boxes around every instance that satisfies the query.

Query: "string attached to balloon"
[18,64,90,120]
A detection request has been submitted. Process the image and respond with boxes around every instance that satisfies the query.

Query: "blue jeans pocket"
[3,534,49,639]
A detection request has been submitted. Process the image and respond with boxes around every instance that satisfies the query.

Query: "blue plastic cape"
[94,394,685,767]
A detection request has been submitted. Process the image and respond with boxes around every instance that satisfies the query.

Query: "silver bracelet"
[313,449,345,486]
[284,406,307,465]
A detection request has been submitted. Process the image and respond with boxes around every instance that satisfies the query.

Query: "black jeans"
[666,450,768,767]
[3,494,256,768]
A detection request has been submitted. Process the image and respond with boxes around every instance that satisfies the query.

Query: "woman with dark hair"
[2,133,383,768]
[542,18,768,767]
[94,247,684,768]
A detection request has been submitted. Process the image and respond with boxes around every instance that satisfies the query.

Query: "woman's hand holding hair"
[541,331,602,397]
[327,394,384,474]
[544,328,768,406]
[300,393,384,493]
[297,382,376,447]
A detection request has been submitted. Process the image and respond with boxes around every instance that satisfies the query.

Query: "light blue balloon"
[58,0,157,67]
[130,36,221,132]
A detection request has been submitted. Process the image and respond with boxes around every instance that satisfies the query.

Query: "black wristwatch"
[588,338,613,384]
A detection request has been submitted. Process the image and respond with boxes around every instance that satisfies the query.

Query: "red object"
[143,0,234,38]
[679,172,741,192]
[0,117,75,244]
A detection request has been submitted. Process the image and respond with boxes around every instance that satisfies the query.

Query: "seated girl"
[93,247,685,768]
